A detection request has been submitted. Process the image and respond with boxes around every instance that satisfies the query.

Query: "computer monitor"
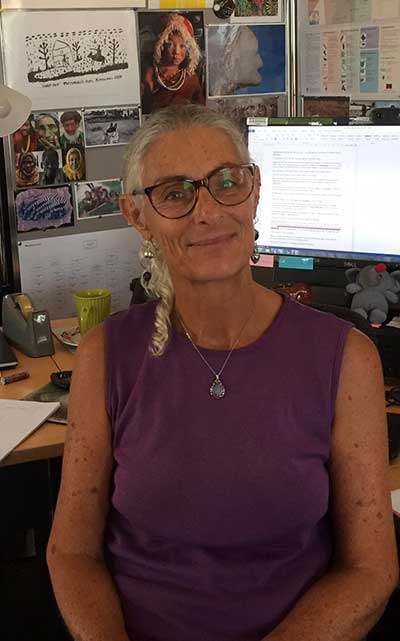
[247,124,400,263]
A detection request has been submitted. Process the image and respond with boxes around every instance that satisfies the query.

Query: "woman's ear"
[119,194,151,239]
[253,165,261,210]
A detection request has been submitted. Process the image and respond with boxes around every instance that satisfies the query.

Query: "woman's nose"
[192,185,221,221]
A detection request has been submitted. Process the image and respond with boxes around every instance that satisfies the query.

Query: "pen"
[1,371,30,385]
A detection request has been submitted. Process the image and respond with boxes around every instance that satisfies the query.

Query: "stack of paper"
[0,400,60,462]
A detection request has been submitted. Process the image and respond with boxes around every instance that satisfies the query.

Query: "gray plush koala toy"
[345,263,400,324]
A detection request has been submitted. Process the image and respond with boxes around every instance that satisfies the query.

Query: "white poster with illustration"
[1,10,140,110]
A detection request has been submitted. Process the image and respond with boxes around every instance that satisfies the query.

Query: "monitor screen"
[247,124,400,263]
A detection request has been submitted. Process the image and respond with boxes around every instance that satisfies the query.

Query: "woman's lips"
[189,233,234,247]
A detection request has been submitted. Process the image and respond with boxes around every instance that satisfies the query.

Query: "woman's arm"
[47,324,130,641]
[264,329,399,641]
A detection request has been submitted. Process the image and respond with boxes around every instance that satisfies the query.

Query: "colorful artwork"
[16,186,74,232]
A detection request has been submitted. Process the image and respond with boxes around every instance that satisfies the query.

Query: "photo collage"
[13,107,140,232]
[9,4,286,233]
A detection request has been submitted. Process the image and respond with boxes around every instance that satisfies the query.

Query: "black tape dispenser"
[2,293,55,357]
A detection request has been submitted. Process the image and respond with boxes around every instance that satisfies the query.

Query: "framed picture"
[15,185,74,232]
[75,179,123,219]
[83,106,140,147]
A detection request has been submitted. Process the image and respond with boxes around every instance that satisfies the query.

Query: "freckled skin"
[90,487,99,494]
[50,544,56,555]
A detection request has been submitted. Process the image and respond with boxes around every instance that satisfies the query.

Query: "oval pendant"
[210,377,225,399]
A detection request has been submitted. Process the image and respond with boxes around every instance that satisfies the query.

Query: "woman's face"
[123,126,260,287]
[235,28,262,88]
[20,120,32,137]
[163,33,187,67]
[20,153,37,177]
[69,150,80,170]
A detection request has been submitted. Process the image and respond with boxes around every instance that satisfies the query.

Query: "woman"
[15,151,39,187]
[13,117,38,154]
[47,104,398,641]
[63,146,85,181]
[141,13,205,114]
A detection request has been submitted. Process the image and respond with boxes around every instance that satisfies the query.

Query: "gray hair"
[122,104,250,357]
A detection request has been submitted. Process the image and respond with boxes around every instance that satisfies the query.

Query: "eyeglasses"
[133,163,256,219]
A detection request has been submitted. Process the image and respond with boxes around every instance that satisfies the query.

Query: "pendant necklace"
[177,307,254,399]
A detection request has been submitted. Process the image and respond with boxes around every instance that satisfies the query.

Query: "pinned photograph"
[138,11,206,115]
[34,111,61,150]
[38,150,66,186]
[62,146,86,182]
[13,115,39,154]
[208,95,279,126]
[15,185,74,232]
[75,179,123,219]
[59,110,85,149]
[15,151,40,188]
[232,0,283,23]
[83,106,140,147]
[207,24,286,98]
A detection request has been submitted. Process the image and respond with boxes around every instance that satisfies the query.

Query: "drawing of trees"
[108,38,120,66]
[38,40,50,70]
[72,41,81,62]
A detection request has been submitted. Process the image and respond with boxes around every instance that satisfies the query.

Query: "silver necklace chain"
[177,307,254,399]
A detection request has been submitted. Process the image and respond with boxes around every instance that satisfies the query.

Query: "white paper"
[18,228,142,320]
[302,32,322,93]
[1,2,145,7]
[391,488,400,514]
[379,24,400,93]
[0,400,60,462]
[1,9,140,110]
[372,0,400,21]
[147,1,211,7]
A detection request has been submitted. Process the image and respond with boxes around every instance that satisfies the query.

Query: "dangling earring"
[141,239,155,286]
[251,228,260,264]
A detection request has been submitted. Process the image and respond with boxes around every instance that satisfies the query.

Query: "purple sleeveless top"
[104,295,352,641]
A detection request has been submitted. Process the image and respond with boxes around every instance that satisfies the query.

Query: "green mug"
[74,288,111,336]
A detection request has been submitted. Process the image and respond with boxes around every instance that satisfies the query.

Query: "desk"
[0,319,74,467]
[1,324,400,495]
